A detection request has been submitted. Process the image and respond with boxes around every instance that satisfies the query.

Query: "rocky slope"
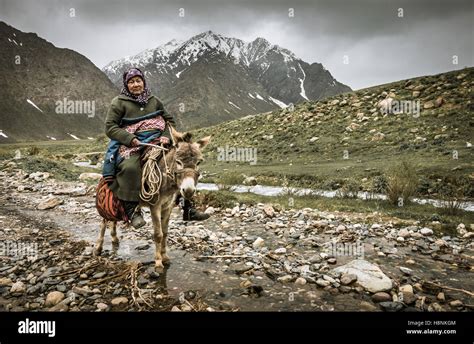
[0,21,118,143]
[195,67,474,199]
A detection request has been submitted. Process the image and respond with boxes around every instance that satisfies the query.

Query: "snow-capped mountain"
[103,31,351,129]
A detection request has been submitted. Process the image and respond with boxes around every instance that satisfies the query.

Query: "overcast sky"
[1,0,472,89]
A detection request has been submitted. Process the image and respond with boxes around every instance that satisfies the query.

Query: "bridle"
[139,138,201,204]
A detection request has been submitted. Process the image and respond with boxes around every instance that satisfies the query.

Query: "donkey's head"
[171,127,210,199]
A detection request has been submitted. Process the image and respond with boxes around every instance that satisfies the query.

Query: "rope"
[140,145,173,204]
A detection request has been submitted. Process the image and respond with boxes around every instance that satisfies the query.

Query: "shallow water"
[198,183,474,212]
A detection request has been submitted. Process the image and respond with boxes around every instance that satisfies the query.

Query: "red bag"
[95,177,128,222]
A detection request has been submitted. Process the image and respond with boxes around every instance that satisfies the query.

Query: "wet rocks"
[372,292,392,303]
[333,260,392,293]
[0,277,13,287]
[399,266,413,275]
[456,223,467,236]
[252,237,265,249]
[420,227,434,236]
[398,228,410,238]
[96,302,109,311]
[379,301,404,312]
[37,197,63,210]
[316,278,331,288]
[10,281,26,294]
[399,284,416,305]
[229,263,253,275]
[92,272,106,279]
[360,301,378,311]
[204,207,215,215]
[295,277,307,286]
[277,275,293,283]
[243,176,258,186]
[111,296,128,306]
[78,173,102,181]
[29,172,50,182]
[340,273,357,286]
[449,300,463,307]
[263,205,275,218]
[45,291,65,307]
[274,247,287,254]
[72,286,93,296]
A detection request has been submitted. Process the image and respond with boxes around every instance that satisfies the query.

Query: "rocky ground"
[0,159,473,312]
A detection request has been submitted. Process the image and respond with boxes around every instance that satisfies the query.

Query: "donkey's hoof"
[112,240,120,248]
[155,261,165,273]
[93,247,102,256]
[161,254,171,265]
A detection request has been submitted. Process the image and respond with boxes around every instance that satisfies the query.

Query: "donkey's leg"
[160,204,173,265]
[94,218,107,256]
[150,203,164,271]
[110,221,119,247]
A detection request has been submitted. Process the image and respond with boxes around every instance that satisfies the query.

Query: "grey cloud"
[0,0,472,89]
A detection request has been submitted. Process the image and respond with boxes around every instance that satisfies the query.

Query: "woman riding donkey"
[102,67,209,228]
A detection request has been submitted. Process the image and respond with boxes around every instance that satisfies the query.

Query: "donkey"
[94,128,210,271]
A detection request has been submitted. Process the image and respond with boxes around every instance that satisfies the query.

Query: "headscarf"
[120,67,151,106]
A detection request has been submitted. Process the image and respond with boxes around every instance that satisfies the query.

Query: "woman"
[104,67,209,228]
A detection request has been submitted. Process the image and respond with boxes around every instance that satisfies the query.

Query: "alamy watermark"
[55,98,96,118]
[379,99,420,118]
[217,145,257,165]
[327,241,364,258]
[0,241,38,259]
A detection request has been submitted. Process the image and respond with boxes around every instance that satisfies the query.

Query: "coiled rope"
[140,145,174,204]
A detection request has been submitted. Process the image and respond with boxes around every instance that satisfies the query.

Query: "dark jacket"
[102,95,176,177]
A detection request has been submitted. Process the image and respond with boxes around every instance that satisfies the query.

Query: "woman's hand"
[159,136,170,145]
[130,138,141,147]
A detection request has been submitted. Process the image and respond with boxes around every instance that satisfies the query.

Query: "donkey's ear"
[170,126,184,143]
[182,132,193,143]
[197,136,211,149]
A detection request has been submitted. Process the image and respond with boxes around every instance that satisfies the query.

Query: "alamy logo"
[18,318,56,337]
[55,97,96,118]
[217,145,257,165]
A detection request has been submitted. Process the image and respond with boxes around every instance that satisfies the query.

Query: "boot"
[123,201,146,229]
[182,198,210,221]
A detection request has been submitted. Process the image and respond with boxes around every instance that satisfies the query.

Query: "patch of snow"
[268,96,288,108]
[12,39,18,45]
[87,137,94,140]
[68,133,80,140]
[248,93,255,99]
[176,69,186,78]
[27,99,44,113]
[228,101,241,110]
[255,93,265,101]
[207,76,215,82]
[0,130,8,138]
[298,63,309,100]
[224,109,230,114]
[46,136,57,141]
